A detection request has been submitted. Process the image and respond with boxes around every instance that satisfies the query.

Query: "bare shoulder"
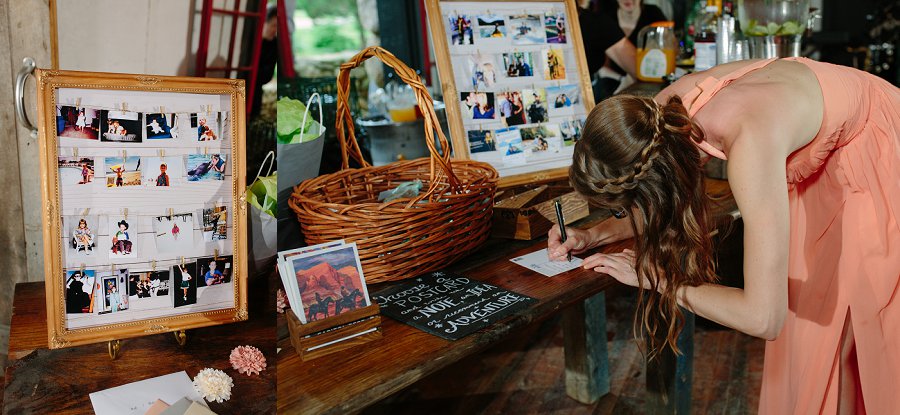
[693,59,824,158]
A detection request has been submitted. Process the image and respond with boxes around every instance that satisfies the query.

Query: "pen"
[554,199,571,261]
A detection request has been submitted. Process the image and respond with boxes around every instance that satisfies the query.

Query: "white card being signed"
[89,371,207,415]
[510,248,583,277]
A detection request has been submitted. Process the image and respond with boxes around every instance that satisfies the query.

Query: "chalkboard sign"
[372,271,537,340]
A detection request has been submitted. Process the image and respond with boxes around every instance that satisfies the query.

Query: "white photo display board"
[428,0,594,186]
[56,88,235,330]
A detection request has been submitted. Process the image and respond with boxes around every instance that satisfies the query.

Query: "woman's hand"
[581,249,643,289]
[548,225,596,261]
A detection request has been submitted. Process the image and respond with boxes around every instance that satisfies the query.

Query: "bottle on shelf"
[693,1,720,72]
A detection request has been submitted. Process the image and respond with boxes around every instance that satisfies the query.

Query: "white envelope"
[89,371,207,415]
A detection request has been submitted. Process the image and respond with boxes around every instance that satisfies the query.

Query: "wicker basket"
[289,47,499,284]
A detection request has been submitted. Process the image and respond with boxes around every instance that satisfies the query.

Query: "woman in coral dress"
[550,58,899,413]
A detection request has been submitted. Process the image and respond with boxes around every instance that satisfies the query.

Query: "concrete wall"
[0,0,54,367]
[56,0,245,76]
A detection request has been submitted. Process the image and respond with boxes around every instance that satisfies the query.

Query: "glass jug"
[737,0,810,58]
[636,21,677,83]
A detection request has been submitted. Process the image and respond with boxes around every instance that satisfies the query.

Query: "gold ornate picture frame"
[425,0,595,187]
[35,69,248,349]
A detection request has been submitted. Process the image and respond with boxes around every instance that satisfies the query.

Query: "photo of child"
[197,255,233,287]
[447,14,474,45]
[141,156,183,187]
[509,14,545,45]
[172,262,198,307]
[64,215,98,260]
[201,206,228,241]
[56,106,100,140]
[543,48,566,80]
[65,270,95,314]
[195,113,220,141]
[97,273,128,314]
[108,217,137,259]
[545,13,567,44]
[186,154,227,181]
[145,113,175,139]
[99,110,142,143]
[104,156,142,187]
[58,157,94,186]
[460,92,496,120]
[477,15,506,38]
[153,213,195,254]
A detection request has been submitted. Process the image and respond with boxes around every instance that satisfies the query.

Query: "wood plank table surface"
[278,179,738,414]
[3,274,277,414]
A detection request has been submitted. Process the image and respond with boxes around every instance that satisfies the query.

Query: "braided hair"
[570,94,717,360]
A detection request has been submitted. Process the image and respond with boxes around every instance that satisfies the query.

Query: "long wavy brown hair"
[570,94,717,359]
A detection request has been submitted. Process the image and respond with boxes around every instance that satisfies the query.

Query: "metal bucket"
[748,34,803,58]
[357,101,449,166]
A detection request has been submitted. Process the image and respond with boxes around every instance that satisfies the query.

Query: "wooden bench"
[277,179,738,414]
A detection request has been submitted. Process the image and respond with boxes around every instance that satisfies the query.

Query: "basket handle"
[335,47,461,192]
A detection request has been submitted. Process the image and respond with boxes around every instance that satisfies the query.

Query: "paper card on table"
[510,248,582,277]
[373,271,537,341]
[89,371,206,415]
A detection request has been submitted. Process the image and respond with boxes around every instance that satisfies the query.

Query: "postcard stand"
[285,304,382,361]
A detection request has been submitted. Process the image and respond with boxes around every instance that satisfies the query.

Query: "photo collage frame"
[427,0,595,187]
[37,70,247,349]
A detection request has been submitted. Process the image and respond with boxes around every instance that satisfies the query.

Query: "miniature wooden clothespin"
[73,147,78,158]
[160,106,166,114]
[121,149,127,159]
[159,148,165,157]
[181,256,186,267]
[122,102,129,111]
[214,249,219,261]
[204,147,209,156]
[82,208,90,216]
[75,97,82,107]
[123,208,128,220]
[80,263,86,273]
[151,260,157,272]
[111,263,116,273]
[168,208,174,219]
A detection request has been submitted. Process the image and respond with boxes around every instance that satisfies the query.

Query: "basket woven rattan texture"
[289,47,499,284]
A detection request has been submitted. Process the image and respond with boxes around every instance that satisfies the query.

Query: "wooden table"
[278,179,738,414]
[3,275,277,414]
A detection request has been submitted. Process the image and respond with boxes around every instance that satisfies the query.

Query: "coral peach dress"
[682,58,900,413]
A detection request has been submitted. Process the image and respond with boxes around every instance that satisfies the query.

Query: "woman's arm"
[674,134,790,340]
[605,38,638,79]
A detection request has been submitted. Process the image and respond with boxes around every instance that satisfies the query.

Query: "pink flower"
[229,345,267,376]
[276,289,289,313]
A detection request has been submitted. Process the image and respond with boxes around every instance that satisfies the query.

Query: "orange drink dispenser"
[636,21,677,83]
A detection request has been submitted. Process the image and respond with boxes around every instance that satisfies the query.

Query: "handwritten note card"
[510,248,583,277]
[373,271,536,341]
